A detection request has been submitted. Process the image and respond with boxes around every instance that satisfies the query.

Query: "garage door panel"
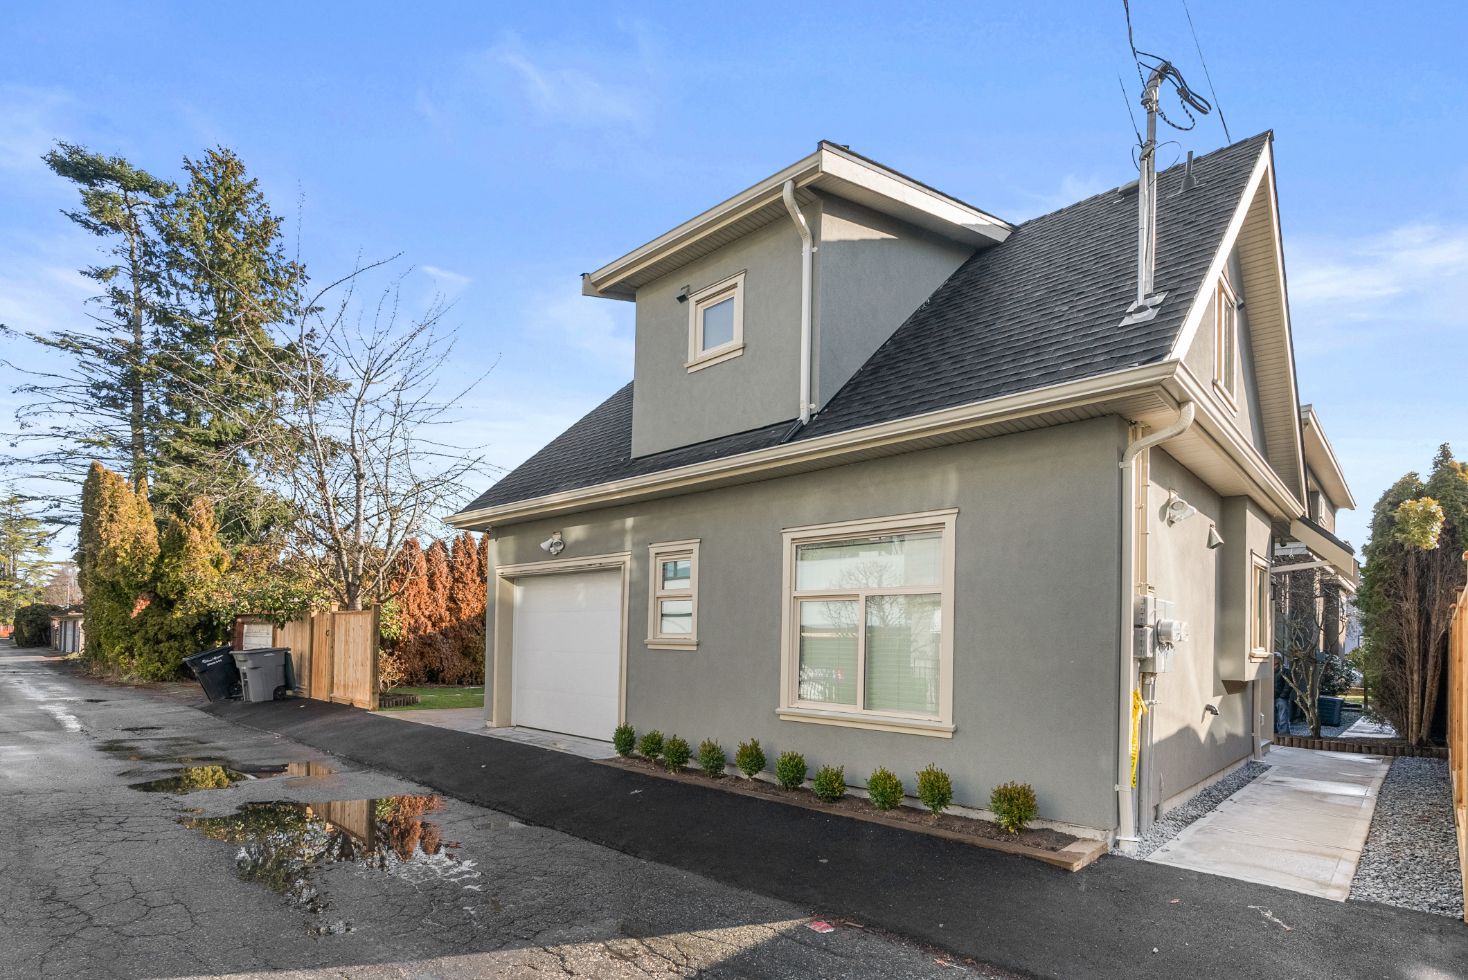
[511,568,622,740]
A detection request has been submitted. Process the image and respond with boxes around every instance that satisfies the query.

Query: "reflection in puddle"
[181,794,467,935]
[131,765,246,793]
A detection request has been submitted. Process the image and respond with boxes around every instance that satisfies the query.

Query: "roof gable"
[460,134,1274,518]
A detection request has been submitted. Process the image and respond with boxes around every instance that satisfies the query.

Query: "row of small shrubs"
[612,724,1036,831]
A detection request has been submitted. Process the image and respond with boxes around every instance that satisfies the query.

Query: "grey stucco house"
[451,133,1356,844]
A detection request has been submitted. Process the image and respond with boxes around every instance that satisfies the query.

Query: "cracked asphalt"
[0,645,1010,979]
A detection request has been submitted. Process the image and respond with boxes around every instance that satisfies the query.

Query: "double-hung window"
[686,272,745,371]
[779,510,957,736]
[1214,275,1239,406]
[1250,554,1271,659]
[647,540,699,649]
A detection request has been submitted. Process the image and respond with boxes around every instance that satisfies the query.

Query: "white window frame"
[1213,275,1239,408]
[777,509,957,737]
[1250,552,1271,661]
[647,539,700,650]
[686,271,745,372]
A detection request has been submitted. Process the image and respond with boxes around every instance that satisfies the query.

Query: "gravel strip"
[1116,761,1271,860]
[1349,757,1464,918]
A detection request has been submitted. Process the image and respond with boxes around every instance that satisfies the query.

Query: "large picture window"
[779,511,956,736]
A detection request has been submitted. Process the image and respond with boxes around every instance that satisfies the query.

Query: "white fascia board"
[449,360,1177,530]
[1300,407,1357,511]
[581,142,1012,300]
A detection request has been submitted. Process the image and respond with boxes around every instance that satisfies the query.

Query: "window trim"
[777,509,957,737]
[686,272,745,372]
[646,539,700,650]
[1249,552,1271,661]
[1213,275,1239,409]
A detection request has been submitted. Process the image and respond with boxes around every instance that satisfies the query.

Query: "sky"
[2,1,1466,555]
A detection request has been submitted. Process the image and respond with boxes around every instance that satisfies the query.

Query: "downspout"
[782,179,814,425]
[1114,400,1194,849]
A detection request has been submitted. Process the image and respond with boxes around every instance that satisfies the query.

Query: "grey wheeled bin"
[232,647,292,702]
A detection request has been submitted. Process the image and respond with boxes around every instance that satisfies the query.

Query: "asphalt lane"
[0,645,1009,979]
[211,686,1468,980]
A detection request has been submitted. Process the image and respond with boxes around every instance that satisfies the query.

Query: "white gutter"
[1114,399,1195,849]
[783,179,815,425]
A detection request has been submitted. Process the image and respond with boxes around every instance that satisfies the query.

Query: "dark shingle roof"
[463,133,1270,514]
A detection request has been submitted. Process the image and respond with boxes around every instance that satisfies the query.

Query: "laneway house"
[452,133,1357,843]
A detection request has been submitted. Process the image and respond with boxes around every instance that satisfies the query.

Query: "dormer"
[581,142,1012,458]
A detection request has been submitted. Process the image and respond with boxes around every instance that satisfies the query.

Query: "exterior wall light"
[540,531,565,556]
[1206,525,1225,549]
[1165,491,1198,526]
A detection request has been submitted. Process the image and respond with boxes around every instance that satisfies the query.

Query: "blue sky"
[2,1,1466,553]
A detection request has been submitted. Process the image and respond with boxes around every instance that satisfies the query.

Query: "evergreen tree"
[0,496,52,625]
[392,538,432,684]
[152,146,307,542]
[446,531,486,684]
[1359,444,1468,744]
[3,145,172,491]
[78,463,159,673]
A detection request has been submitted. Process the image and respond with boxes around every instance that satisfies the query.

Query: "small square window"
[648,540,700,649]
[687,272,745,371]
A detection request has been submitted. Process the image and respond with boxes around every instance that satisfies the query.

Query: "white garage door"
[511,568,623,740]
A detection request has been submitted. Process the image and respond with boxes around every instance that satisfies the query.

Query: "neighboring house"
[1271,406,1359,717]
[452,132,1353,844]
[50,611,84,654]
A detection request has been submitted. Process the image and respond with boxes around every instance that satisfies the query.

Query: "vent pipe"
[1135,64,1166,307]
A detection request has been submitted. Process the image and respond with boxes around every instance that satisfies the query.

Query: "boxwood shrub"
[812,765,846,803]
[774,750,807,790]
[916,764,953,816]
[612,724,636,757]
[637,729,664,761]
[866,767,904,810]
[663,735,691,771]
[734,739,766,778]
[697,739,726,778]
[990,781,1038,834]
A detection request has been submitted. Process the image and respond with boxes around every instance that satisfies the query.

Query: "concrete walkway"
[1148,746,1390,900]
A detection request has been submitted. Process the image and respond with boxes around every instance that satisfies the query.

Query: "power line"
[1118,75,1143,148]
[1181,0,1233,143]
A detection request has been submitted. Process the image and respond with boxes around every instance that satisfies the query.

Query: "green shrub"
[812,765,846,802]
[990,781,1038,834]
[697,739,726,778]
[637,729,664,761]
[866,767,904,810]
[734,738,766,778]
[12,604,61,648]
[916,764,953,816]
[663,735,691,771]
[775,751,807,790]
[613,724,636,757]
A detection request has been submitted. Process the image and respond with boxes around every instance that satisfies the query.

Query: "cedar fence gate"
[234,608,379,710]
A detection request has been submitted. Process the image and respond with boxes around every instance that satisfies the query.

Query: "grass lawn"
[380,686,484,711]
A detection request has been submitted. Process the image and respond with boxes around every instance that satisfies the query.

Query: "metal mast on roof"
[1121,1,1212,317]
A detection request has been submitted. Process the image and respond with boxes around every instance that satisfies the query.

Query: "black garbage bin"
[184,646,241,702]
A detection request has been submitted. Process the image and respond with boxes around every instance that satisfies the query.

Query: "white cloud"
[1010,172,1111,220]
[530,287,634,369]
[483,33,653,130]
[1290,223,1468,331]
[421,264,472,294]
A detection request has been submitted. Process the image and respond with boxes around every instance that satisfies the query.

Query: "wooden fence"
[249,608,379,711]
[1449,556,1467,924]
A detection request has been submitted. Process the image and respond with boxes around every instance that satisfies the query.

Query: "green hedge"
[13,604,62,648]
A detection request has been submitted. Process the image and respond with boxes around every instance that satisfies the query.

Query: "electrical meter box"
[1134,595,1186,673]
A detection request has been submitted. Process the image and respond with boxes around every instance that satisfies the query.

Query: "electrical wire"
[1120,0,1213,133]
[1182,0,1233,143]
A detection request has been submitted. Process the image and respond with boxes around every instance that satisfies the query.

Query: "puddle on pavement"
[120,725,162,733]
[130,765,248,793]
[180,794,470,935]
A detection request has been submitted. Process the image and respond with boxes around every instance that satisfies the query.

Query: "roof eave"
[1300,406,1357,510]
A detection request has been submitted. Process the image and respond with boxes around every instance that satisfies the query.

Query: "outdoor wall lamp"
[540,531,565,556]
[1206,525,1225,549]
[1165,491,1198,527]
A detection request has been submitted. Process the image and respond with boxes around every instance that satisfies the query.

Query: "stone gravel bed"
[1349,757,1464,918]
[1116,761,1271,860]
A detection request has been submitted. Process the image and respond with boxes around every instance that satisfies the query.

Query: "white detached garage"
[490,554,629,742]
